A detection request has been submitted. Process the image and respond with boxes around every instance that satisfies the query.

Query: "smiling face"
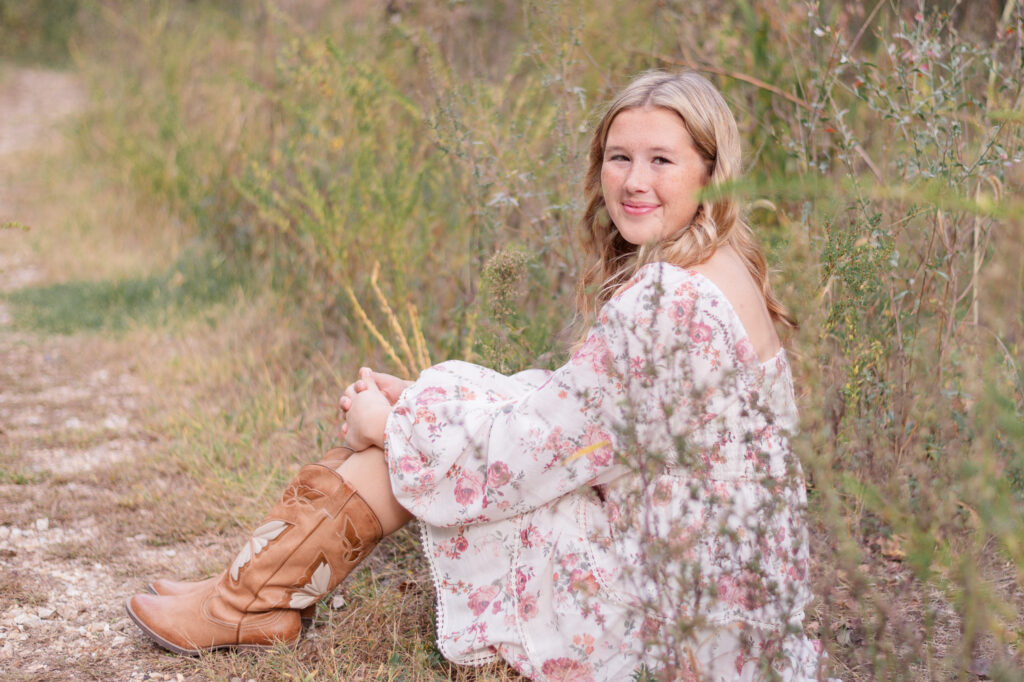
[600,106,711,246]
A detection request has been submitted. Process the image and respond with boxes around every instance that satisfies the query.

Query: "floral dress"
[383,262,823,681]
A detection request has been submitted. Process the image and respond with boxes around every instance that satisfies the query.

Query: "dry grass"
[5,1,1024,678]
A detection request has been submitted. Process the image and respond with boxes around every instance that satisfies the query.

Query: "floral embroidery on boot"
[289,561,331,609]
[230,520,290,581]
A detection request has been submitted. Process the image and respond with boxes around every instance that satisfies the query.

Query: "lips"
[621,201,658,216]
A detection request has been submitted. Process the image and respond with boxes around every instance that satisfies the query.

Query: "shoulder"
[597,262,733,347]
[606,262,692,306]
[602,261,716,320]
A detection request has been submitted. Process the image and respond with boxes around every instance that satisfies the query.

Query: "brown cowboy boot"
[147,574,318,626]
[125,458,382,655]
[144,448,358,627]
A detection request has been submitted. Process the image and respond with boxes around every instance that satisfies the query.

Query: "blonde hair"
[576,70,795,330]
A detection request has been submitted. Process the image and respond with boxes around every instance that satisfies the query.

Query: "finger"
[339,396,351,411]
[359,367,383,393]
[344,382,358,400]
[341,422,348,434]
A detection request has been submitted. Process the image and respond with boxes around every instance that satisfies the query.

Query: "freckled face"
[600,107,710,245]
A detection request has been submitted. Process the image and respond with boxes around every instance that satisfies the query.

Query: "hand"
[339,367,393,451]
[339,370,411,412]
[369,371,413,405]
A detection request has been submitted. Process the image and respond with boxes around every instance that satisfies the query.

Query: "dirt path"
[0,66,227,681]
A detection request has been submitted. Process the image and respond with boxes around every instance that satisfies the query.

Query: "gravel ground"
[0,66,231,682]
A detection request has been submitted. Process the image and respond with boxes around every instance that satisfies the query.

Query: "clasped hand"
[339,367,412,451]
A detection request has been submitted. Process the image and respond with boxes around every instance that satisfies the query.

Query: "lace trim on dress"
[416,518,500,666]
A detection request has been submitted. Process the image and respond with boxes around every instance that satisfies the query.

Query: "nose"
[623,163,650,193]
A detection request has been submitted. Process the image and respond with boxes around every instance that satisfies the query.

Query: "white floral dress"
[383,262,824,681]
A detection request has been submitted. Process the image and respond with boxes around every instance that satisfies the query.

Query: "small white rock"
[63,417,85,430]
[86,621,107,633]
[331,593,347,609]
[15,614,41,629]
[57,603,79,620]
[37,606,56,620]
[103,414,129,430]
[35,518,49,531]
[111,635,127,646]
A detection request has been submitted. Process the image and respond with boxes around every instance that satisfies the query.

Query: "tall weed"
[70,0,1024,678]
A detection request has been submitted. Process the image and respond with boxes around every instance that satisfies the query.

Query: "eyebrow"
[604,145,677,154]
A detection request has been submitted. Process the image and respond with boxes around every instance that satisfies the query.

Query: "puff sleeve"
[383,263,734,527]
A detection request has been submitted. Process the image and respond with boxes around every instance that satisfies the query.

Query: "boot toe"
[126,591,302,655]
[125,593,204,656]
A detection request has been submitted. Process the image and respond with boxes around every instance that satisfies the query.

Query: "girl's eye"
[607,153,629,162]
[653,156,672,165]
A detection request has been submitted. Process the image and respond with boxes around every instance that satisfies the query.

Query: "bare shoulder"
[689,246,781,362]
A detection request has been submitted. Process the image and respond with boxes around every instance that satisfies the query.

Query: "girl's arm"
[384,264,737,527]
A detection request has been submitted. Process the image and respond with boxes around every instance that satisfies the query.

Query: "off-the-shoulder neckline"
[639,262,787,369]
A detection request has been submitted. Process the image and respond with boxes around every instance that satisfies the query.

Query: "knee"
[334,445,388,477]
[320,446,355,468]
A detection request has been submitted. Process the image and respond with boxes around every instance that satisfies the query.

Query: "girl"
[127,70,823,680]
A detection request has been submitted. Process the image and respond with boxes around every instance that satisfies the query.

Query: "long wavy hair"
[576,70,796,333]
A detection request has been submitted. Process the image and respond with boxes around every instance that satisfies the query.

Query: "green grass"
[5,249,244,334]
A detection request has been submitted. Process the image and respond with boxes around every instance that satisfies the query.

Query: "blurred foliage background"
[3,0,1023,678]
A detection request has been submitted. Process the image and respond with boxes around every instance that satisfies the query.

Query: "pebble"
[35,518,49,531]
[37,606,56,619]
[86,621,108,634]
[14,613,42,629]
[103,414,129,430]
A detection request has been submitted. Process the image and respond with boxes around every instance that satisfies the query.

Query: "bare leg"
[333,445,412,535]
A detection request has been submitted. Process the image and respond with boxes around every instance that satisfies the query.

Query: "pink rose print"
[520,525,534,548]
[571,332,612,374]
[515,568,528,594]
[735,337,756,364]
[486,461,512,488]
[716,572,766,611]
[690,320,713,345]
[517,593,539,621]
[543,427,573,459]
[397,453,424,475]
[539,657,594,682]
[415,386,448,405]
[454,470,484,506]
[667,289,695,322]
[467,585,500,616]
